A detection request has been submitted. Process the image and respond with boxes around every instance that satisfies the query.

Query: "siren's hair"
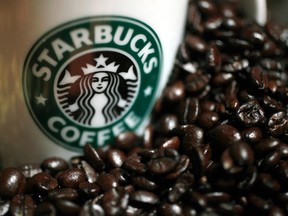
[75,72,122,125]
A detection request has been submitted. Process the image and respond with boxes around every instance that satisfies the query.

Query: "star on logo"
[35,94,48,105]
[95,54,108,67]
[144,86,153,97]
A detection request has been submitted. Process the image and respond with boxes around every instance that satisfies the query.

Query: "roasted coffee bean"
[178,98,200,124]
[185,34,208,53]
[198,111,219,130]
[56,168,86,188]
[131,176,157,191]
[34,202,56,216]
[164,80,185,102]
[80,200,104,216]
[241,127,263,143]
[159,136,180,150]
[79,181,101,198]
[115,131,139,151]
[267,111,288,136]
[102,188,129,215]
[211,72,234,86]
[79,160,98,183]
[130,190,159,206]
[208,124,241,150]
[147,149,179,175]
[83,144,105,171]
[0,199,10,216]
[160,203,183,216]
[257,173,281,193]
[27,172,58,194]
[41,157,69,176]
[54,199,80,216]
[185,73,210,94]
[197,0,218,15]
[259,150,282,171]
[9,194,35,216]
[48,188,79,201]
[236,100,265,127]
[168,172,194,203]
[157,114,178,135]
[107,148,126,168]
[0,167,26,199]
[122,156,147,174]
[97,173,118,191]
[175,124,204,151]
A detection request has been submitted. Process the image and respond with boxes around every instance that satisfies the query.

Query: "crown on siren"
[81,54,119,75]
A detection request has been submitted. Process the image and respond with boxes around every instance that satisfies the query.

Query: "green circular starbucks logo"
[23,16,162,150]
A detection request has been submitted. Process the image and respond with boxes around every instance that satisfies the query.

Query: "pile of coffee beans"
[2,0,288,215]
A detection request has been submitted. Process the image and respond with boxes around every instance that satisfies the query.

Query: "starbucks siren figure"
[57,54,137,127]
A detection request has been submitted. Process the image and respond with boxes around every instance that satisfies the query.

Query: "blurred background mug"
[0,0,188,167]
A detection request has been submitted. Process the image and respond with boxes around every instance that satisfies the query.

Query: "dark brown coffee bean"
[267,111,288,136]
[222,58,249,73]
[241,127,263,143]
[160,203,183,216]
[208,124,241,150]
[80,200,104,216]
[27,172,58,194]
[54,199,80,216]
[9,194,35,216]
[185,73,210,94]
[254,138,281,153]
[102,188,129,215]
[56,168,86,188]
[185,34,208,53]
[175,124,204,151]
[159,136,180,150]
[48,188,79,201]
[122,157,147,174]
[97,173,118,191]
[115,132,139,151]
[41,157,69,176]
[130,190,159,206]
[257,173,281,193]
[164,80,185,102]
[79,160,97,183]
[107,148,126,168]
[198,111,219,130]
[166,155,191,180]
[131,176,157,191]
[211,72,234,86]
[157,114,178,135]
[79,181,101,198]
[0,199,10,216]
[178,98,200,124]
[236,100,265,127]
[204,16,223,32]
[109,168,128,184]
[34,202,56,216]
[259,150,282,171]
[147,151,179,175]
[197,0,218,15]
[83,144,105,171]
[247,194,273,212]
[0,167,26,199]
[168,172,194,203]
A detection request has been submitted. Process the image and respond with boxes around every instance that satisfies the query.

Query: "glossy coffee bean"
[9,194,35,216]
[130,190,160,206]
[56,168,86,188]
[34,202,56,216]
[83,144,105,171]
[41,157,69,176]
[0,167,26,199]
[97,173,118,191]
[27,172,58,194]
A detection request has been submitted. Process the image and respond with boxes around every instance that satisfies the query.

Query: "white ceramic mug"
[0,0,188,167]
